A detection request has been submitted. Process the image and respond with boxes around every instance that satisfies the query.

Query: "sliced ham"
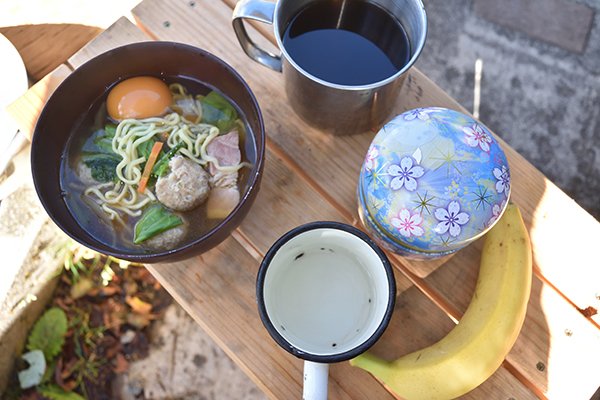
[205,130,242,218]
[206,130,241,178]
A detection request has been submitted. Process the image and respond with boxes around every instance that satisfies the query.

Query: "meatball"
[144,222,187,250]
[155,155,210,211]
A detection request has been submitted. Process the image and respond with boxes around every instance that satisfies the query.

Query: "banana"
[350,203,532,400]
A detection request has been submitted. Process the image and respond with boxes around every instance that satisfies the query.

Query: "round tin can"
[358,107,511,259]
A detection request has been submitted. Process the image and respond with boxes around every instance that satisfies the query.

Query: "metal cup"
[232,0,427,135]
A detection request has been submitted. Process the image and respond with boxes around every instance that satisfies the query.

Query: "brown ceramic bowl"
[31,41,265,263]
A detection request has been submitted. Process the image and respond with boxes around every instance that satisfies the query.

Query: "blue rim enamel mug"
[257,221,395,399]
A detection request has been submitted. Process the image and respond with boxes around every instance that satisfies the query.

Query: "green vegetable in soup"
[81,124,120,182]
[82,154,119,182]
[200,91,238,132]
[95,124,116,151]
[134,204,183,244]
[137,139,155,162]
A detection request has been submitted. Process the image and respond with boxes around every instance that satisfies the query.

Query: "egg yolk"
[107,76,172,120]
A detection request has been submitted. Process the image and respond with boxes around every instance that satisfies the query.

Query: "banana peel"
[350,203,532,400]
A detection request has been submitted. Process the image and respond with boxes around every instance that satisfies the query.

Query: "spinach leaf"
[93,124,117,153]
[201,91,237,132]
[153,143,184,177]
[81,124,120,182]
[137,140,155,161]
[81,124,115,154]
[81,154,119,182]
[134,204,183,244]
[104,123,117,136]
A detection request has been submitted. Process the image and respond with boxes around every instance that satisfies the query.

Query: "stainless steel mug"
[232,0,427,135]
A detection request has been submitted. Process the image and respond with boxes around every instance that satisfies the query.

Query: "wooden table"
[7,1,600,398]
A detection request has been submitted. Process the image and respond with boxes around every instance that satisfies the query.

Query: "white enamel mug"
[257,221,396,399]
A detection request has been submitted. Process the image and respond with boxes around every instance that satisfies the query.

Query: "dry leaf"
[124,281,138,296]
[70,278,94,299]
[96,284,120,296]
[113,353,129,373]
[126,296,153,314]
[580,306,598,318]
[126,313,152,329]
[60,358,78,380]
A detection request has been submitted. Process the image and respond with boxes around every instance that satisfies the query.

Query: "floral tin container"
[358,107,511,259]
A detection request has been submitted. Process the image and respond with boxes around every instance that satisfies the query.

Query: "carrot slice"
[138,141,164,193]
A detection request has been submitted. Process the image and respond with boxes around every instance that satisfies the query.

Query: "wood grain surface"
[6,1,600,398]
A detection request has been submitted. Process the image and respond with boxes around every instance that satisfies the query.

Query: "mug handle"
[232,0,282,72]
[303,361,329,400]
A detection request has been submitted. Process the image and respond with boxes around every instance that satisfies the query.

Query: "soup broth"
[60,76,255,254]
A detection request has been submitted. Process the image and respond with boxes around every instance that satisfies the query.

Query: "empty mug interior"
[261,227,392,357]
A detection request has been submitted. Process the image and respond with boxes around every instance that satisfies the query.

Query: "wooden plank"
[132,1,537,398]
[68,17,151,69]
[146,237,306,400]
[5,17,152,142]
[5,64,71,140]
[148,151,398,400]
[132,0,600,397]
[512,276,600,399]
[0,23,101,81]
[223,0,600,320]
[3,4,594,395]
[224,0,600,326]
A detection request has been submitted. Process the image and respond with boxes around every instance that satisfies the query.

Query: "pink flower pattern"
[365,146,379,171]
[487,200,507,227]
[463,123,492,152]
[391,209,425,238]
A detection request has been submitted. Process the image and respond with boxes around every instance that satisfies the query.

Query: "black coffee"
[282,0,411,86]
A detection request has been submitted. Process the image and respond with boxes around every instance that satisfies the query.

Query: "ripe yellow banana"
[350,203,532,400]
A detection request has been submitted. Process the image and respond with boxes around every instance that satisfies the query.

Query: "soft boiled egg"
[107,76,172,120]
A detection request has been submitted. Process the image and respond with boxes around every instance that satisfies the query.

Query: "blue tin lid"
[359,107,511,255]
